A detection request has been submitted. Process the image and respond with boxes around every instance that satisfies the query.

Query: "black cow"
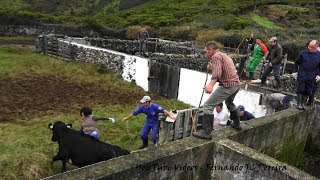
[48,121,130,172]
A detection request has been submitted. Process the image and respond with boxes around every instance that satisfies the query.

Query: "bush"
[126,25,143,40]
[195,28,227,46]
[229,17,251,30]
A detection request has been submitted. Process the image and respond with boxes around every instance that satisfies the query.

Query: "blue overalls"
[133,103,164,144]
[295,50,320,95]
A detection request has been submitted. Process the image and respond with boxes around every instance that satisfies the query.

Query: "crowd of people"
[191,38,320,140]
[79,31,319,148]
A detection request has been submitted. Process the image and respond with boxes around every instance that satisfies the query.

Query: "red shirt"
[211,51,240,87]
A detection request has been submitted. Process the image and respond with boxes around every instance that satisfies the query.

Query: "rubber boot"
[296,94,303,110]
[139,139,148,149]
[260,76,267,86]
[275,77,282,89]
[301,95,308,110]
[249,73,254,80]
[306,94,315,107]
[230,110,242,131]
[192,114,213,140]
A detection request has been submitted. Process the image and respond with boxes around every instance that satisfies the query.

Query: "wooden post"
[282,54,288,75]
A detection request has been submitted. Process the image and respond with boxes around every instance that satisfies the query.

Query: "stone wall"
[86,38,202,56]
[0,25,122,38]
[37,35,125,76]
[37,35,303,96]
[43,107,320,180]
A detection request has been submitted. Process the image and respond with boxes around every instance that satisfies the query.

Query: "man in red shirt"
[192,43,242,140]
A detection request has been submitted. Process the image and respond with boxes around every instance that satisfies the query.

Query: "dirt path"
[0,75,143,122]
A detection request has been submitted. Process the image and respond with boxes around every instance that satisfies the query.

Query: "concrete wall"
[43,107,319,180]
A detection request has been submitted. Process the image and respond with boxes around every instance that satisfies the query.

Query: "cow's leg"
[61,160,67,172]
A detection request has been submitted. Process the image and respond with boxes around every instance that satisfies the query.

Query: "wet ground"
[0,75,143,122]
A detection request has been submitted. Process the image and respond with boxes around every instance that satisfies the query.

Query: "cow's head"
[48,121,72,142]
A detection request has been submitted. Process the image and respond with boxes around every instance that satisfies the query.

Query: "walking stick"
[236,37,246,55]
[192,69,209,133]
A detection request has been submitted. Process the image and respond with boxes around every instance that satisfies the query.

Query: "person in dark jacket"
[291,40,320,110]
[138,28,149,56]
[237,105,255,121]
[260,37,283,88]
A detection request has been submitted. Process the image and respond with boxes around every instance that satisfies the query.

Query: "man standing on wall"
[260,37,283,88]
[246,37,269,80]
[292,40,320,110]
[138,27,149,56]
[192,42,242,140]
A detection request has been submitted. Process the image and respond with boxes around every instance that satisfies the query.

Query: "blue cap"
[282,95,293,105]
[237,105,245,112]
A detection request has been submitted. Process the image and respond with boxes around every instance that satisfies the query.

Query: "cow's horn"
[48,123,54,130]
[67,123,72,128]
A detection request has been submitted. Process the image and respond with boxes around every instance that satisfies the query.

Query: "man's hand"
[121,117,127,122]
[262,56,266,61]
[268,63,272,67]
[291,72,298,80]
[214,120,219,125]
[207,62,212,70]
[316,75,320,82]
[204,84,214,94]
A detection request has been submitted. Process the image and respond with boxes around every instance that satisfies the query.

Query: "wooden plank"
[173,113,182,140]
[148,62,181,99]
[167,65,180,99]
[167,123,173,142]
[158,114,166,145]
[182,111,190,138]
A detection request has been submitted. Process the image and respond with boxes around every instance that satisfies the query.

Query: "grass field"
[0,44,190,179]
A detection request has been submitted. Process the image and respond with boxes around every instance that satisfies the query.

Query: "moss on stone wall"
[273,133,306,168]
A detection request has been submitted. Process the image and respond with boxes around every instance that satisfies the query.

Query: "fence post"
[43,35,48,55]
[158,114,165,144]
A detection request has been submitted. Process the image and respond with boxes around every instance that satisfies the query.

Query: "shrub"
[125,25,143,40]
[229,17,251,30]
[195,28,227,46]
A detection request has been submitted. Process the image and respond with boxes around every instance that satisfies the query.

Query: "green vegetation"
[0,45,190,179]
[251,14,283,30]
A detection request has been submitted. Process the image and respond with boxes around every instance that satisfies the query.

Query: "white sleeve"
[219,113,229,126]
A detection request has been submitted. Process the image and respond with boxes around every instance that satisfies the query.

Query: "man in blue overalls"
[292,40,320,110]
[122,96,176,149]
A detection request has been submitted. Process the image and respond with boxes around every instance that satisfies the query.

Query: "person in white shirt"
[213,102,230,129]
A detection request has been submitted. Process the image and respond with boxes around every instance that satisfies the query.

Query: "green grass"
[0,45,190,179]
[252,14,283,30]
[0,0,29,11]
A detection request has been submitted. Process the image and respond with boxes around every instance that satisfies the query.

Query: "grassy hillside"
[0,45,190,179]
[1,1,320,59]
[1,0,318,29]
